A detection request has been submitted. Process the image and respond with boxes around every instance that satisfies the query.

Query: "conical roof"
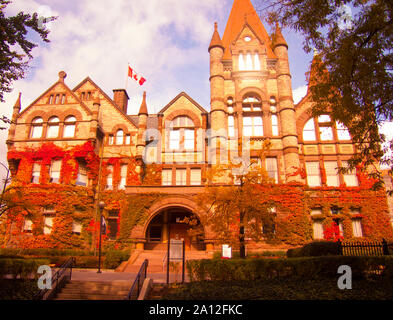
[208,22,224,52]
[273,23,287,48]
[222,0,276,60]
[138,91,148,115]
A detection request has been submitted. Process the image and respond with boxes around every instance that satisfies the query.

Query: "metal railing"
[338,239,391,256]
[34,257,76,300]
[162,252,167,272]
[125,259,148,300]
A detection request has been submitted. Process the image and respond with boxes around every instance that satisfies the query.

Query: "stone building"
[4,0,393,251]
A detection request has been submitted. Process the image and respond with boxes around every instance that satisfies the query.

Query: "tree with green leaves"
[0,0,56,104]
[258,0,392,186]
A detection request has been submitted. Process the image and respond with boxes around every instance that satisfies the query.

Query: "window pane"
[336,122,351,140]
[253,117,263,125]
[125,134,131,145]
[72,221,82,234]
[190,168,202,185]
[44,216,54,235]
[239,53,245,71]
[47,125,59,138]
[243,126,252,136]
[162,169,172,186]
[318,115,331,123]
[266,158,278,183]
[63,124,75,137]
[116,130,124,145]
[228,116,234,126]
[243,117,252,125]
[76,164,88,186]
[254,124,263,136]
[184,129,194,150]
[31,125,43,138]
[254,53,260,70]
[176,169,187,185]
[169,130,180,149]
[31,163,41,183]
[246,53,253,70]
[306,162,321,187]
[319,126,333,140]
[303,119,316,141]
[324,161,339,187]
[313,221,324,239]
[352,219,363,237]
[50,160,61,183]
[24,218,33,232]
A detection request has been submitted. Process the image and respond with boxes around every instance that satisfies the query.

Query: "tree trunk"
[239,211,246,258]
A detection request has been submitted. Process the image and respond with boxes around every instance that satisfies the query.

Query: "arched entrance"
[145,206,205,251]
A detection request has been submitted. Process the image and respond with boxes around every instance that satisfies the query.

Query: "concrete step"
[54,293,125,300]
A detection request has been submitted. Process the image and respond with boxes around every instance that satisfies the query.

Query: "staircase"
[118,250,213,273]
[53,280,130,300]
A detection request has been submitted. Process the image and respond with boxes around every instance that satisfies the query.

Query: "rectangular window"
[162,169,172,186]
[265,158,278,183]
[228,116,235,138]
[176,169,187,186]
[23,218,33,233]
[125,134,131,145]
[108,135,114,145]
[72,220,82,235]
[352,219,363,237]
[190,168,202,185]
[243,117,263,136]
[271,115,279,136]
[50,159,61,184]
[31,125,43,139]
[324,161,339,187]
[184,129,194,150]
[305,161,321,187]
[76,162,88,186]
[106,165,113,190]
[43,215,54,235]
[341,161,358,186]
[313,220,324,239]
[119,164,127,189]
[169,130,180,150]
[31,163,41,183]
[310,208,322,216]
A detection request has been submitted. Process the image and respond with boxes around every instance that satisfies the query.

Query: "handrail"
[34,257,76,300]
[125,259,148,300]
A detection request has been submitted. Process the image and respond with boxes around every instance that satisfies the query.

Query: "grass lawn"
[150,278,393,300]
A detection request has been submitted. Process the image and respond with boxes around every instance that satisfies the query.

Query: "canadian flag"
[128,65,146,86]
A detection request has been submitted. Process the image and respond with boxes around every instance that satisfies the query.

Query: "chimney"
[113,89,129,114]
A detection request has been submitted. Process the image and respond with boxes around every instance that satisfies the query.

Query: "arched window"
[245,53,253,70]
[271,114,279,136]
[116,129,124,145]
[242,95,261,111]
[169,116,194,150]
[47,116,59,138]
[30,117,43,138]
[228,115,235,137]
[63,115,76,137]
[303,118,316,141]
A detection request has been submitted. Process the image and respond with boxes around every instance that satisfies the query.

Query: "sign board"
[169,239,183,261]
[222,244,232,259]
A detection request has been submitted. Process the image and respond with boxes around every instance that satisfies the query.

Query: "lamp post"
[97,201,105,273]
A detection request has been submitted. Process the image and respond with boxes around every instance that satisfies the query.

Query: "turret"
[89,96,101,143]
[136,91,148,159]
[208,22,227,168]
[6,92,21,147]
[273,24,302,182]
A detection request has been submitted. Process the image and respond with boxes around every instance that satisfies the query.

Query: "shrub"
[0,258,50,279]
[186,256,393,282]
[287,241,340,257]
[103,250,130,269]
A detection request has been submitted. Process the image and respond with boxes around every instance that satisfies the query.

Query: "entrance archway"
[145,206,205,251]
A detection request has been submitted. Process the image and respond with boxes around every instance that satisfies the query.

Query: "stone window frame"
[106,124,132,146]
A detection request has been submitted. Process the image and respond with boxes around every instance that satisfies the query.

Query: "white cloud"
[0,0,226,184]
[292,85,308,104]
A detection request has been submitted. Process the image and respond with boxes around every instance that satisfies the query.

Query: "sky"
[0,0,391,185]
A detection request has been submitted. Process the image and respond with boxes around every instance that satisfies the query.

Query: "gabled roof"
[158,92,208,115]
[222,0,276,60]
[73,76,138,127]
[19,73,92,118]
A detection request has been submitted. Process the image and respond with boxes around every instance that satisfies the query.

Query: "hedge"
[287,241,340,257]
[0,258,50,279]
[186,256,393,282]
